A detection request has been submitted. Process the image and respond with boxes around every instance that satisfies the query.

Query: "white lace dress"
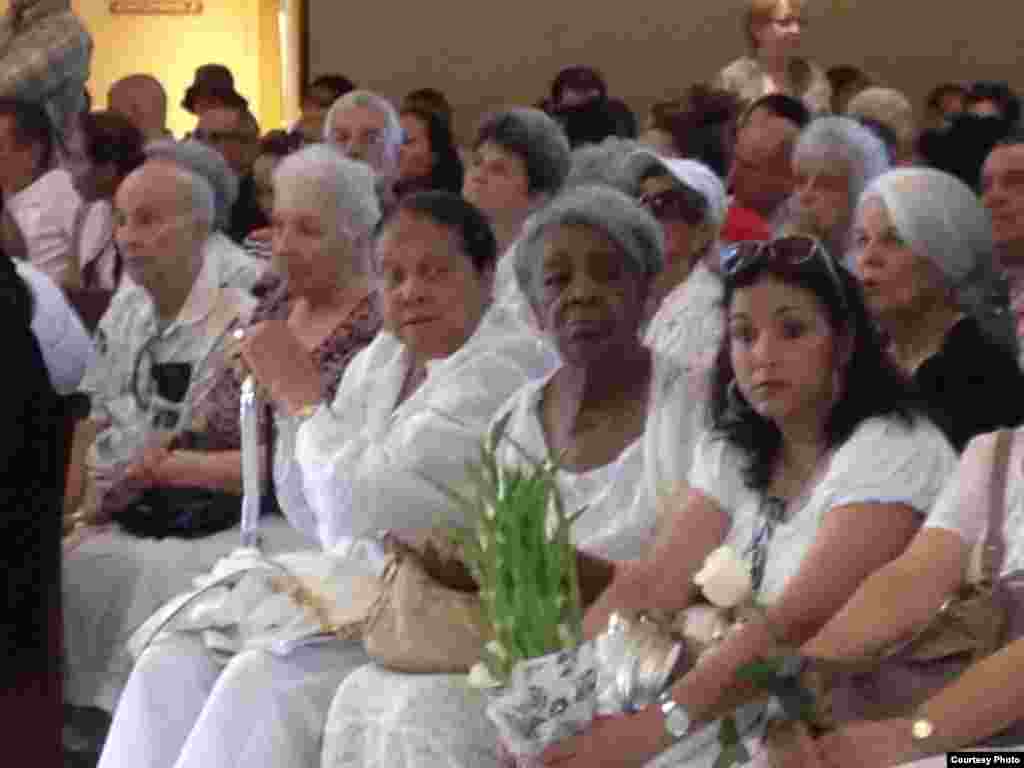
[95,304,556,768]
[645,415,956,767]
[320,357,684,768]
[893,429,1024,765]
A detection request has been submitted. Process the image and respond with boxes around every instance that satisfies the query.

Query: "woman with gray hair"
[66,147,383,761]
[324,89,403,208]
[463,107,571,332]
[319,184,689,768]
[852,166,1024,449]
[145,138,267,291]
[785,116,890,261]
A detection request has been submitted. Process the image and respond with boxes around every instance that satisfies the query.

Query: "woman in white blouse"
[95,190,553,768]
[538,236,957,767]
[320,184,689,768]
[798,429,1024,766]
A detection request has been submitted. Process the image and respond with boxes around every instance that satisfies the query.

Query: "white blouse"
[489,357,681,562]
[688,415,957,602]
[642,262,724,510]
[643,261,723,373]
[277,303,556,554]
[17,260,93,394]
[925,428,1024,577]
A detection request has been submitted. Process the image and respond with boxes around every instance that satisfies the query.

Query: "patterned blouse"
[188,275,381,452]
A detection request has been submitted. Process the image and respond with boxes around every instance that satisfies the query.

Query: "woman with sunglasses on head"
[851,167,1024,451]
[539,236,957,768]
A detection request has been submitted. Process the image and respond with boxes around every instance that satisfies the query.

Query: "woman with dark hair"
[538,236,956,767]
[66,110,146,289]
[395,106,464,199]
[669,85,743,178]
[0,251,62,764]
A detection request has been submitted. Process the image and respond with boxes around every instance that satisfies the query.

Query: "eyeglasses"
[723,235,848,311]
[638,185,707,225]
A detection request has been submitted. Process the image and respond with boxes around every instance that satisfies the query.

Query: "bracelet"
[294,402,321,420]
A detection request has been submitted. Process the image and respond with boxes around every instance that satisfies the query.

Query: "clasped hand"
[231,320,322,415]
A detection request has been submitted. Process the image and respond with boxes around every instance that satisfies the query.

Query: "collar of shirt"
[152,248,225,339]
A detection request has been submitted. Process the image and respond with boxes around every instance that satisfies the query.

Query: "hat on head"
[624,149,727,230]
[182,64,248,114]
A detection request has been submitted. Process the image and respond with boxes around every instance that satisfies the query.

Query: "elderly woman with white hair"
[324,89,403,210]
[96,188,553,768]
[144,139,267,291]
[851,167,1024,450]
[62,147,381,745]
[320,184,690,768]
[785,116,890,261]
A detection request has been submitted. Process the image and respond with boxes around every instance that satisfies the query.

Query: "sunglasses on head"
[638,185,707,225]
[723,235,849,310]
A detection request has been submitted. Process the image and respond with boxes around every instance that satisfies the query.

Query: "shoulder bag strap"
[981,429,1013,585]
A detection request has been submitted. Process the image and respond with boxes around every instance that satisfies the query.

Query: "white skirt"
[63,516,314,712]
[98,632,367,768]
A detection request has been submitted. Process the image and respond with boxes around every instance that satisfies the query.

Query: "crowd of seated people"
[1,1,1022,765]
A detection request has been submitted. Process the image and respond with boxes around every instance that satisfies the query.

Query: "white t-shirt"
[16,261,93,394]
[687,416,957,602]
[925,429,1024,577]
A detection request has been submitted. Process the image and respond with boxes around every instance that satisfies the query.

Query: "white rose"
[467,661,502,689]
[693,546,753,609]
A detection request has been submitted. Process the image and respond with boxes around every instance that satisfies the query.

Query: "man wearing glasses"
[193,103,267,244]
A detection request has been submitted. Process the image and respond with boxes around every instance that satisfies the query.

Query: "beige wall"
[308,0,1024,143]
[0,0,288,137]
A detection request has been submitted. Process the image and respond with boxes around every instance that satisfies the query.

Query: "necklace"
[746,448,833,593]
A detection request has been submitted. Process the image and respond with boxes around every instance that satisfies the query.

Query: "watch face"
[664,702,691,738]
[912,719,934,741]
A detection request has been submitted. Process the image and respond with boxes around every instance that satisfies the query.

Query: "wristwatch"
[911,717,937,753]
[658,689,692,741]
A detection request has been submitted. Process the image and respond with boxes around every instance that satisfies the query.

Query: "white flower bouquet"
[439,421,597,763]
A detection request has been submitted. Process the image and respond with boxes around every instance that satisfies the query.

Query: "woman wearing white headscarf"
[621,151,730,514]
[320,185,688,768]
[851,167,1024,450]
[786,116,890,261]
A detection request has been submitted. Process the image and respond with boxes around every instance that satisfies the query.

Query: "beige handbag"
[362,537,491,674]
[361,535,618,674]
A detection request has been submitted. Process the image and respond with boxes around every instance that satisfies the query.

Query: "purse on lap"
[804,428,1024,744]
[362,534,618,674]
